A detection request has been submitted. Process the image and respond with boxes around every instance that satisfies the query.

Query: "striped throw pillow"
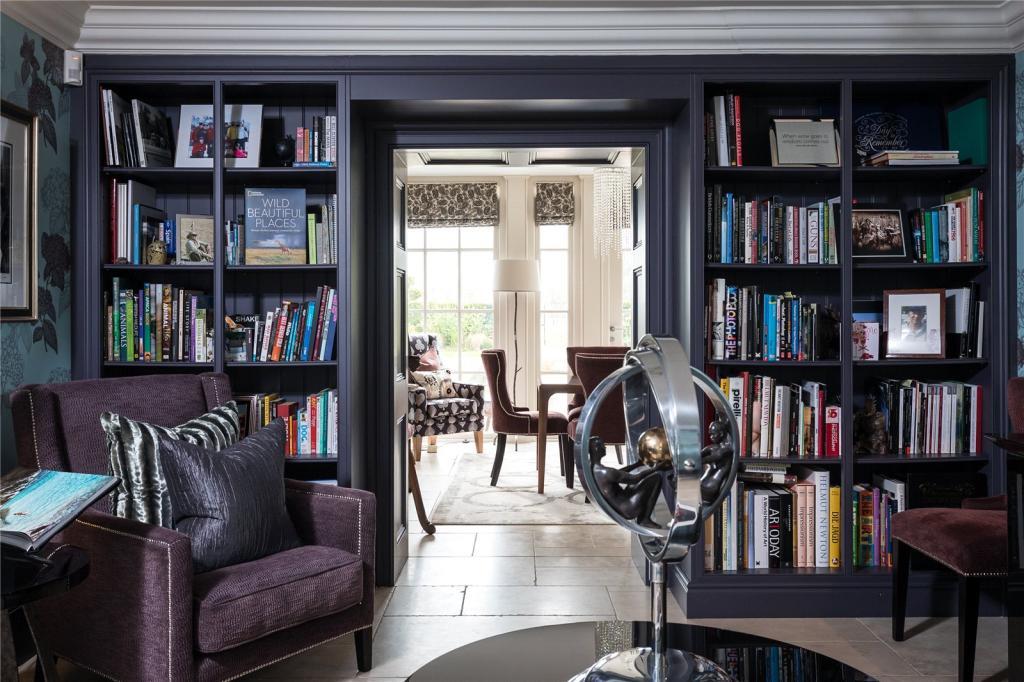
[101,402,240,527]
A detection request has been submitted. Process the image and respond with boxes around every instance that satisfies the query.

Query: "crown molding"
[1,3,86,49]
[5,1,1023,55]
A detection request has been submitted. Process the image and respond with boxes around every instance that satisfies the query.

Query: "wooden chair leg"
[474,430,484,453]
[408,450,435,535]
[490,433,507,486]
[892,539,910,642]
[411,436,422,462]
[427,435,438,453]
[958,576,980,682]
[562,435,575,489]
[355,626,373,672]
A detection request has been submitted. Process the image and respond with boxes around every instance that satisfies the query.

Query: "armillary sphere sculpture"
[570,336,740,682]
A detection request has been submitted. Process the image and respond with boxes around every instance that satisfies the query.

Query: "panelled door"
[389,152,410,582]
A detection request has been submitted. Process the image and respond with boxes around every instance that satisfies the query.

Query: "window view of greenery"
[540,223,570,414]
[407,225,494,389]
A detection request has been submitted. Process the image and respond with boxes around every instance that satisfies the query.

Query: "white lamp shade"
[493,259,540,292]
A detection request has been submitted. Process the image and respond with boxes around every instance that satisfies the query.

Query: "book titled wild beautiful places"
[1,468,118,552]
[244,188,307,265]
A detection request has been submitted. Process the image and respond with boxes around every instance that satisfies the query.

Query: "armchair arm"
[453,381,485,412]
[35,510,194,681]
[285,480,376,569]
[408,384,427,421]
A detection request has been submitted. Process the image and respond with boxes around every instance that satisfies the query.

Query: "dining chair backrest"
[481,349,532,435]
[566,346,630,411]
[574,352,628,446]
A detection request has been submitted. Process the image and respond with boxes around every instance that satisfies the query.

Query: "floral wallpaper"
[0,15,72,470]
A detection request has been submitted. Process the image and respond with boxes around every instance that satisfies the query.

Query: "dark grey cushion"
[102,402,240,527]
[159,419,302,573]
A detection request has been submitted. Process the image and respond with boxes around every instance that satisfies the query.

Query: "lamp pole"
[511,291,520,407]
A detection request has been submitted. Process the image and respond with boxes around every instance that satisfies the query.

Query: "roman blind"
[407,182,500,228]
[534,182,575,225]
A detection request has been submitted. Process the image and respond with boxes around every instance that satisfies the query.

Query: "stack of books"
[706,280,841,361]
[294,115,337,167]
[868,378,983,456]
[224,285,338,363]
[705,93,743,166]
[908,187,985,263]
[865,150,959,166]
[706,187,840,264]
[105,278,212,362]
[720,374,840,459]
[706,465,840,571]
[100,90,174,167]
[236,390,337,458]
[224,194,337,266]
[945,285,985,359]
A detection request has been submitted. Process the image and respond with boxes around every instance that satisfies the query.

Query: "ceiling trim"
[1,3,86,49]
[3,2,1022,55]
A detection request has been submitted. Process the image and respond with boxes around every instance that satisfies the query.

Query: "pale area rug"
[431,444,613,525]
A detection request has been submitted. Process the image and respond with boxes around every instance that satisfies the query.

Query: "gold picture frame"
[1,100,38,321]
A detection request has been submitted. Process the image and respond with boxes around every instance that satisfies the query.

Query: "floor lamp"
[493,259,540,408]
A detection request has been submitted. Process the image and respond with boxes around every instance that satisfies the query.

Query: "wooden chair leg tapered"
[892,539,910,642]
[958,576,980,682]
[427,435,438,453]
[562,435,575,489]
[473,430,484,453]
[490,433,508,486]
[410,436,422,462]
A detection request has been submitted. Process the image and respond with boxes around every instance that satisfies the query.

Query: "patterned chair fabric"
[407,334,485,438]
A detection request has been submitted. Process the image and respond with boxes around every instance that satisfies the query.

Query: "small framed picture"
[769,118,840,167]
[1,100,38,321]
[852,209,906,258]
[883,289,945,358]
[174,104,263,168]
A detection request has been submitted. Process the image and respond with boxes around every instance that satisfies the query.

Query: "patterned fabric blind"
[534,182,575,225]
[407,182,500,228]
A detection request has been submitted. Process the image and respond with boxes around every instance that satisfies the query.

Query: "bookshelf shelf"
[102,264,214,272]
[286,457,340,463]
[103,361,214,368]
[225,361,338,368]
[703,166,840,183]
[853,358,988,367]
[224,166,337,184]
[854,454,985,464]
[741,457,842,465]
[705,360,841,368]
[702,567,841,579]
[704,263,841,272]
[102,166,214,183]
[224,264,337,272]
[853,261,987,271]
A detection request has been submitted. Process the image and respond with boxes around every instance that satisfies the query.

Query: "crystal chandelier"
[592,167,632,259]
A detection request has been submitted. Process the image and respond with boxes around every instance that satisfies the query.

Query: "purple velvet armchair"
[10,372,375,681]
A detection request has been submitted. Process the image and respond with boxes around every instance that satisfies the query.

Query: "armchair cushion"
[193,545,363,654]
[102,401,241,527]
[425,397,478,419]
[159,419,301,573]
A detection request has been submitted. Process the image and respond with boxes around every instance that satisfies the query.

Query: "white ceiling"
[3,1,1022,55]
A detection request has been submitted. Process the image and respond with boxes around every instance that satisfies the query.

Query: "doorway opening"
[400,146,644,529]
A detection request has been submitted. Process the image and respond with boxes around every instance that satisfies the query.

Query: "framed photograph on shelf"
[883,288,945,358]
[769,118,840,167]
[1,101,37,321]
[851,209,906,259]
[173,104,263,168]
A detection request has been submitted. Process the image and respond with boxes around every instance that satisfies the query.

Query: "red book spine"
[271,304,290,361]
[977,190,984,259]
[296,127,304,163]
[824,405,840,457]
[733,95,743,166]
[311,286,329,360]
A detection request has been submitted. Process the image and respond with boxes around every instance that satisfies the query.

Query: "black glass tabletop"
[407,620,875,682]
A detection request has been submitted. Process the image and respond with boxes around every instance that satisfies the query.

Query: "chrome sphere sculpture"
[570,336,740,682]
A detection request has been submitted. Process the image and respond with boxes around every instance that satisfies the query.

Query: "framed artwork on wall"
[0,101,38,321]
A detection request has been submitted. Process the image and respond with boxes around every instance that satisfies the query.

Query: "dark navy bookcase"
[72,54,1016,617]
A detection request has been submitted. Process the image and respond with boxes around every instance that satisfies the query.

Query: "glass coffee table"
[407,620,875,681]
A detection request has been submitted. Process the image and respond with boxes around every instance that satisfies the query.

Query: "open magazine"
[0,468,118,553]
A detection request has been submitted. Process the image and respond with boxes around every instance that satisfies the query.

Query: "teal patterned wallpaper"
[0,14,72,470]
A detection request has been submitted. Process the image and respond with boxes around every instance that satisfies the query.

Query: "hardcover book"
[131,99,174,167]
[244,188,307,265]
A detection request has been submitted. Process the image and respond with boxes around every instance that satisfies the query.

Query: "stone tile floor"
[26,437,1010,681]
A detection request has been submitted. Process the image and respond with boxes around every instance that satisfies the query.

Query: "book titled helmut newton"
[244,188,307,265]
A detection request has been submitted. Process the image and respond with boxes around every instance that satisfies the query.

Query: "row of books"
[101,90,174,168]
[294,116,337,167]
[706,188,840,265]
[108,180,217,265]
[908,187,985,263]
[721,374,841,459]
[706,280,841,361]
[105,278,212,362]
[865,149,959,166]
[869,378,983,456]
[705,93,744,166]
[224,285,338,363]
[237,390,338,458]
[705,465,840,571]
[225,192,338,265]
[945,285,985,359]
[714,646,844,680]
[852,477,905,568]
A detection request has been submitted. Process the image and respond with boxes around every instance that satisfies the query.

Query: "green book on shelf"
[946,97,987,166]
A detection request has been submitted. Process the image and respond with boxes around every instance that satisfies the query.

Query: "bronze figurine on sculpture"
[590,435,670,529]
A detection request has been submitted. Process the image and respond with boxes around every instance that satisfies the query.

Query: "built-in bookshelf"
[85,78,344,483]
[685,73,1008,616]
